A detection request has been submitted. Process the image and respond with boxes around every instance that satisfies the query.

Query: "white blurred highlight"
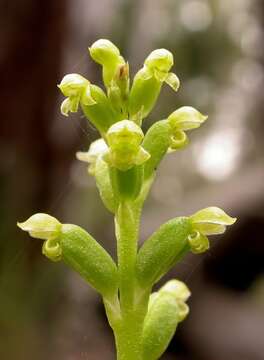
[195,129,242,181]
[180,1,212,32]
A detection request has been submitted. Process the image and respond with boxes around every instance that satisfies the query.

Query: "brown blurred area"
[0,0,264,359]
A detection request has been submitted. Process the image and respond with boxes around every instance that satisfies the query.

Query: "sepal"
[58,74,96,116]
[165,72,180,91]
[17,213,61,241]
[168,106,207,150]
[76,138,108,175]
[144,49,174,75]
[188,207,236,253]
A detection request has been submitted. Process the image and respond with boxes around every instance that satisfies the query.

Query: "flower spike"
[18,39,239,360]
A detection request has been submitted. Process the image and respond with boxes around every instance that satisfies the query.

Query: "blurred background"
[1,0,264,359]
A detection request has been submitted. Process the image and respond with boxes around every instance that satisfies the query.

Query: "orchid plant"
[18,39,236,360]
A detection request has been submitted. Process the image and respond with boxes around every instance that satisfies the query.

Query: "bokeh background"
[1,0,264,359]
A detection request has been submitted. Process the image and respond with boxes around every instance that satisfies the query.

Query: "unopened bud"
[89,39,121,65]
[160,279,191,302]
[89,39,125,89]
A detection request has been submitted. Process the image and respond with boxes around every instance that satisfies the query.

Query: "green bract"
[18,39,237,360]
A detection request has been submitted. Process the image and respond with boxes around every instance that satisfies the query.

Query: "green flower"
[129,48,180,123]
[104,120,150,171]
[168,106,208,150]
[145,49,179,90]
[76,139,108,175]
[18,214,62,261]
[58,74,96,116]
[188,207,237,253]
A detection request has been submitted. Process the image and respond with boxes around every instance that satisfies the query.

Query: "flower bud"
[76,139,108,175]
[168,106,208,150]
[188,207,236,254]
[160,279,191,303]
[142,279,190,360]
[159,280,190,322]
[89,39,121,66]
[89,39,126,89]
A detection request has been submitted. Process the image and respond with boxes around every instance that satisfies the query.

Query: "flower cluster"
[18,39,236,360]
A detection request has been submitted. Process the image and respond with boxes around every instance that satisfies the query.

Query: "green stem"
[114,313,144,360]
[114,201,149,359]
[115,201,140,311]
